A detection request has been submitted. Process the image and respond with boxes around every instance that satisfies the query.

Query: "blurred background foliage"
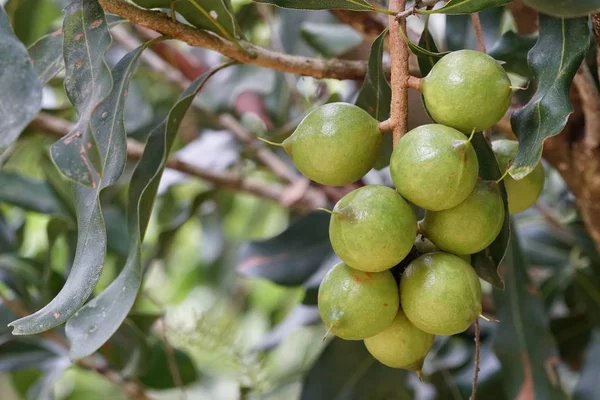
[0,0,599,399]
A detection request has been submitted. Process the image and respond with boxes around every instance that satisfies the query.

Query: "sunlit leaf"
[418,0,512,15]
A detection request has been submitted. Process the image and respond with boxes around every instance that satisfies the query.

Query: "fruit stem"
[479,314,500,323]
[495,167,510,185]
[510,83,530,91]
[256,137,284,147]
[466,128,477,144]
[416,370,424,382]
[322,324,334,342]
[316,207,337,215]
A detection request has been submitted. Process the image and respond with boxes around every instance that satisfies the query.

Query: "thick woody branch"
[98,0,368,80]
[29,113,326,211]
[389,0,410,146]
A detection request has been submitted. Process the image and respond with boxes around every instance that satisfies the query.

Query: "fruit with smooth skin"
[282,103,382,186]
[523,0,600,18]
[400,252,482,335]
[318,262,399,340]
[390,124,479,211]
[329,185,417,272]
[492,140,545,214]
[420,180,505,255]
[364,309,434,373]
[413,234,471,264]
[421,50,511,133]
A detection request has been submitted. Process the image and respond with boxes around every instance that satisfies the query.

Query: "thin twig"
[471,13,486,53]
[395,0,444,20]
[29,113,326,212]
[573,64,600,148]
[388,0,410,146]
[98,0,369,80]
[470,319,481,400]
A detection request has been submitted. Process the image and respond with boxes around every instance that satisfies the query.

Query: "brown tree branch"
[97,0,369,80]
[29,113,326,212]
[389,0,410,146]
[331,9,387,41]
[592,14,600,82]
[471,13,486,53]
[470,319,481,400]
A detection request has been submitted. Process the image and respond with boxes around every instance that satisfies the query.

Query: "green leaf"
[417,17,444,76]
[0,6,42,148]
[488,31,537,78]
[238,212,332,286]
[355,30,392,170]
[301,338,413,400]
[493,231,567,400]
[573,330,600,400]
[0,171,64,215]
[8,29,158,336]
[470,134,509,289]
[49,0,112,186]
[418,0,513,15]
[132,0,242,40]
[7,0,61,47]
[253,0,378,11]
[138,341,199,389]
[399,22,449,65]
[301,22,362,57]
[64,62,235,360]
[510,15,590,180]
[28,32,63,85]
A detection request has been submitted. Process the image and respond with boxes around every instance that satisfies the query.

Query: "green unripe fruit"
[364,309,434,374]
[282,103,382,186]
[492,140,545,215]
[523,0,600,17]
[318,262,399,340]
[329,185,417,272]
[421,50,511,133]
[390,124,479,211]
[400,252,482,336]
[421,180,505,255]
[413,234,471,264]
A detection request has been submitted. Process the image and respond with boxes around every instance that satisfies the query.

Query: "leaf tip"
[508,164,533,181]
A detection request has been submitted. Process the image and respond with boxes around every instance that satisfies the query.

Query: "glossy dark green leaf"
[488,31,537,78]
[510,15,590,180]
[65,63,235,360]
[238,211,332,286]
[418,0,512,14]
[417,17,444,76]
[253,0,377,11]
[0,171,63,215]
[132,0,242,39]
[400,23,449,63]
[573,330,600,400]
[301,338,413,400]
[49,0,112,186]
[355,30,392,170]
[470,134,509,289]
[0,6,42,148]
[138,341,199,389]
[493,231,567,400]
[9,28,157,336]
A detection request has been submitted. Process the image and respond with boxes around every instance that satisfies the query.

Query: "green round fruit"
[318,262,399,340]
[364,309,434,373]
[329,185,417,272]
[421,180,505,255]
[523,0,600,17]
[282,103,382,186]
[492,140,545,214]
[400,252,482,336]
[390,124,479,211]
[421,50,511,133]
[414,234,471,264]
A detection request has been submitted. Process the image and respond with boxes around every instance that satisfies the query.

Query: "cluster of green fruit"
[277,50,545,375]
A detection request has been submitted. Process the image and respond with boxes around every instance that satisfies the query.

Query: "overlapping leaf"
[0,6,42,148]
[399,23,449,66]
[493,231,567,400]
[510,15,590,180]
[417,17,444,76]
[9,6,155,335]
[49,0,112,186]
[488,31,537,78]
[0,171,64,215]
[65,62,235,360]
[470,134,509,289]
[418,0,512,14]
[355,29,392,169]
